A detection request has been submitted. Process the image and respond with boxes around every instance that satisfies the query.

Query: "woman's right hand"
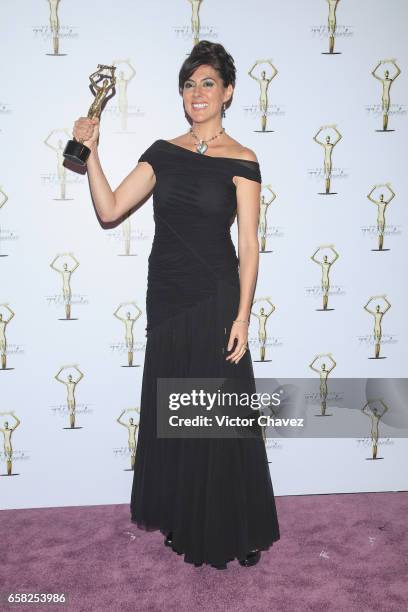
[72,117,100,150]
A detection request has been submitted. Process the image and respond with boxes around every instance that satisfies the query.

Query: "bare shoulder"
[235,147,258,163]
[167,136,185,145]
[225,137,258,162]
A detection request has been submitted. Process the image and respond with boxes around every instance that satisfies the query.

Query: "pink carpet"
[1,491,407,611]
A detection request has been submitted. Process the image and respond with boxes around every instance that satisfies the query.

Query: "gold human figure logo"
[54,365,84,428]
[367,183,395,251]
[187,0,203,47]
[0,412,21,476]
[313,125,342,194]
[248,59,278,132]
[117,408,140,470]
[309,353,337,416]
[0,304,15,370]
[362,399,389,460]
[371,59,401,131]
[250,298,276,362]
[88,66,116,119]
[310,245,339,310]
[50,253,80,320]
[64,65,116,166]
[363,295,391,359]
[325,0,340,54]
[114,302,142,367]
[112,59,136,131]
[44,129,72,200]
[121,214,133,256]
[259,186,276,253]
[46,0,65,56]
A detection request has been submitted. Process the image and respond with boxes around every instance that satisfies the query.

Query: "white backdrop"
[1,0,407,510]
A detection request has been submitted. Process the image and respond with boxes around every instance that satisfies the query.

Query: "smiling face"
[181,64,233,123]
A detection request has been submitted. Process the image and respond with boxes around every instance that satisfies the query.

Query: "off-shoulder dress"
[130,139,280,568]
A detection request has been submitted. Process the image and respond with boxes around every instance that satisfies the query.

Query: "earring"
[222,103,226,118]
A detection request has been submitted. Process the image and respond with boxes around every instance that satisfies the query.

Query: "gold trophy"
[64,64,116,166]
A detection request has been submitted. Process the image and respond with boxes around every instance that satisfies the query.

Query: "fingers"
[73,117,99,141]
[227,344,248,364]
[226,334,248,364]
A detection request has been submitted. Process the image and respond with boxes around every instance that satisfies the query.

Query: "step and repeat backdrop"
[1,0,408,509]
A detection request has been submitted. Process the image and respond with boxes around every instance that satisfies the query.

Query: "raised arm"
[367,185,377,203]
[44,130,57,150]
[265,298,275,317]
[329,246,339,262]
[54,367,64,383]
[117,410,127,426]
[309,356,319,372]
[389,59,401,80]
[130,302,143,318]
[72,117,156,223]
[113,304,124,320]
[310,248,320,264]
[10,413,21,429]
[50,254,61,271]
[371,61,382,80]
[332,126,342,144]
[75,368,84,382]
[313,127,323,144]
[0,188,8,207]
[385,182,395,202]
[6,307,15,321]
[119,60,136,80]
[327,353,337,372]
[382,296,391,313]
[66,253,80,271]
[248,62,259,80]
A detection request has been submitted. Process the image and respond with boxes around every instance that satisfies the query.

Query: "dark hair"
[178,40,236,111]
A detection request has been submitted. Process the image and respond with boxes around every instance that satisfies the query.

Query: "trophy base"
[63,139,91,166]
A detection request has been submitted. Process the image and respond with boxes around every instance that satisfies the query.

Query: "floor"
[1,491,408,611]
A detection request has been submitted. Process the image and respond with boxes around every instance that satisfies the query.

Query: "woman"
[74,40,280,569]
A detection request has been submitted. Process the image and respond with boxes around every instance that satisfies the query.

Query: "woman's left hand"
[226,321,249,364]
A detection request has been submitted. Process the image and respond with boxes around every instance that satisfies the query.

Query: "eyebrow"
[185,76,215,82]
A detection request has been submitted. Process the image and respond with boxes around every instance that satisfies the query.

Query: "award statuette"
[63,64,116,166]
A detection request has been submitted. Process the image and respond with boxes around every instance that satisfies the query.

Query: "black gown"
[130,139,280,567]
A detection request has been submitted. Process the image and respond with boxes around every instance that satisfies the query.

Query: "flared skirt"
[130,279,280,567]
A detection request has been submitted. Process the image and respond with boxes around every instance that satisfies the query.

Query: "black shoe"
[238,550,261,567]
[210,562,228,570]
[165,532,183,555]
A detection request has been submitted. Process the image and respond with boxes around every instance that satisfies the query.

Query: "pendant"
[196,141,208,155]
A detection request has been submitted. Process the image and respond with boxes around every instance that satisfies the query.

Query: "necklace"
[189,127,225,155]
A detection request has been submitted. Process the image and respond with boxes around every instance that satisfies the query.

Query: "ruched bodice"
[138,139,262,332]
